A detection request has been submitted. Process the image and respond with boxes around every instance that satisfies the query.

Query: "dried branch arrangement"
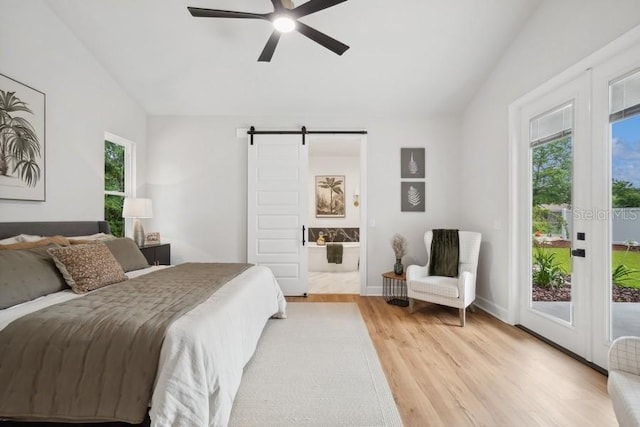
[391,233,408,259]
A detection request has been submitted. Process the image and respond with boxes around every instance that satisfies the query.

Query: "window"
[104,133,134,237]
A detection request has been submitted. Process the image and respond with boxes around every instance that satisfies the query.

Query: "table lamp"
[122,198,153,246]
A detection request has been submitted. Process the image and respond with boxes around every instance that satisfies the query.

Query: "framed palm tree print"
[0,74,45,201]
[316,175,345,218]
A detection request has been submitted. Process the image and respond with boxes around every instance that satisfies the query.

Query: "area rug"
[229,303,403,426]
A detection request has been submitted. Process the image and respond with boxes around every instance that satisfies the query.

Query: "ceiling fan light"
[273,16,295,33]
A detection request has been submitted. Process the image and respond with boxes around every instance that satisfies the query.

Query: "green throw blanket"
[326,243,343,264]
[429,229,459,277]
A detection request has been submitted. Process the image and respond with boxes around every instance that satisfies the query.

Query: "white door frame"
[508,25,640,367]
[359,134,368,295]
[306,133,368,295]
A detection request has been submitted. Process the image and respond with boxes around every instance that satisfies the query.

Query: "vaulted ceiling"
[47,0,541,117]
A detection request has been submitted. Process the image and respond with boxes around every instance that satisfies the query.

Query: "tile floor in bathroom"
[308,271,360,294]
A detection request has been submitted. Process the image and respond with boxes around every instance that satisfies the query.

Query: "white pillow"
[20,234,45,243]
[0,235,22,245]
[0,234,43,244]
[67,232,115,241]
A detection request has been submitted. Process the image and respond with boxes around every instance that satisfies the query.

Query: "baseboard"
[473,295,512,324]
[365,285,383,296]
[362,289,512,322]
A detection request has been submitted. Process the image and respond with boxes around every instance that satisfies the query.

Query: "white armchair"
[406,230,481,326]
[608,336,640,427]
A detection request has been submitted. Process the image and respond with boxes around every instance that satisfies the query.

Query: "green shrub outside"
[532,246,640,289]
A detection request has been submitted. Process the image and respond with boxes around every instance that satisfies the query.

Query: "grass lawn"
[534,247,640,289]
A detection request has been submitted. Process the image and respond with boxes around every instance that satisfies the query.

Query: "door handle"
[571,248,585,257]
[302,225,306,246]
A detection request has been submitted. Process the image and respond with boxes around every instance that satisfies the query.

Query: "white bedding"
[0,264,287,427]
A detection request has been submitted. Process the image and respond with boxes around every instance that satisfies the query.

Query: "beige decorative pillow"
[0,236,71,250]
[48,242,128,294]
[69,239,99,245]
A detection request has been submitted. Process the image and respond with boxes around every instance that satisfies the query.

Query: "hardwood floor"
[286,295,617,427]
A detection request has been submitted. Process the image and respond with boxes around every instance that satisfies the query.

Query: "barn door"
[247,134,308,296]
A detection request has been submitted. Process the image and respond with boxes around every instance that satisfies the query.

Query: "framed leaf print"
[0,74,45,201]
[401,181,425,212]
[401,147,425,179]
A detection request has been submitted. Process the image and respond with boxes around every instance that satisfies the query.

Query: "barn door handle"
[302,226,306,246]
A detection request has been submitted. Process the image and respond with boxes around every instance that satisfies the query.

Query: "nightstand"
[139,243,171,266]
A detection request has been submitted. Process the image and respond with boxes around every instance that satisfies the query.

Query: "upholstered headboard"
[0,221,111,239]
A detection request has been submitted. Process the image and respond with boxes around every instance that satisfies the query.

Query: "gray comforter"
[0,262,251,423]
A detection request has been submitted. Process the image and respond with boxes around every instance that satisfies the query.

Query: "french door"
[247,134,308,296]
[515,40,640,368]
[517,75,591,358]
[591,47,640,367]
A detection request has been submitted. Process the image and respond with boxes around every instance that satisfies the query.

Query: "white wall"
[146,115,462,293]
[459,0,640,320]
[0,1,147,222]
[9,0,636,309]
[309,155,360,229]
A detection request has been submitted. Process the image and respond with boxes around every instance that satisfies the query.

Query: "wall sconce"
[353,188,360,207]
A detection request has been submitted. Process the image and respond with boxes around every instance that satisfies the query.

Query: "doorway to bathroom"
[307,135,366,294]
[247,129,367,296]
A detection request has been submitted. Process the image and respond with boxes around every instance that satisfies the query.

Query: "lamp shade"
[122,198,153,218]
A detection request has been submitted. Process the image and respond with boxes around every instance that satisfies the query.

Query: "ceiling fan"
[187,0,350,62]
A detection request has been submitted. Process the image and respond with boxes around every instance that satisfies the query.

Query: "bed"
[0,221,287,427]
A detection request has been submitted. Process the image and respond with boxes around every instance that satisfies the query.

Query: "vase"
[393,258,403,275]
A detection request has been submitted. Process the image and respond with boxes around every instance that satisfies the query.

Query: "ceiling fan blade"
[270,0,283,11]
[295,22,349,56]
[187,7,266,19]
[291,0,347,18]
[258,31,281,62]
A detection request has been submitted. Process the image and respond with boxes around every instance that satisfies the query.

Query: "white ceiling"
[46,0,541,117]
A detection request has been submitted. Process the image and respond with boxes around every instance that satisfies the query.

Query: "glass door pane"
[611,113,640,339]
[530,104,574,324]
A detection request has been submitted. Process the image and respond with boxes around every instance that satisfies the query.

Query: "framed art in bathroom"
[315,175,345,218]
[0,73,46,201]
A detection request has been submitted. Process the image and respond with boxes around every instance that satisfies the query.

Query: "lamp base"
[133,220,145,247]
